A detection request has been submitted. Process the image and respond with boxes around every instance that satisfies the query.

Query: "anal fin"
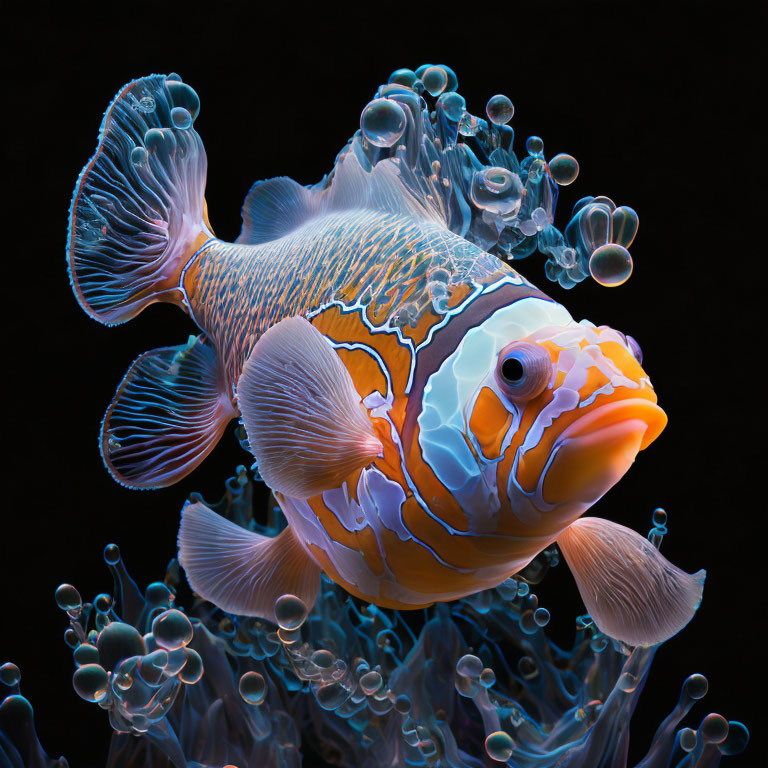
[101,335,235,489]
[178,501,321,622]
[558,516,705,647]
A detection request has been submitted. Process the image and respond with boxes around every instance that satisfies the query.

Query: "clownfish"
[67,72,704,647]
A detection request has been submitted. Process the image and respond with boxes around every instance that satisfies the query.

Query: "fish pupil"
[501,357,525,384]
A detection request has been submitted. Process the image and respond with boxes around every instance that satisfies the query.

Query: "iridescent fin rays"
[67,74,209,325]
[558,517,705,646]
[101,336,236,489]
[237,315,383,499]
[237,177,319,245]
[178,501,321,623]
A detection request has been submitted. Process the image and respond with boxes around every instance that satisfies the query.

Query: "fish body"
[69,72,703,645]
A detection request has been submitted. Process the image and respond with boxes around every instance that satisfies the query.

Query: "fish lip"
[554,397,667,452]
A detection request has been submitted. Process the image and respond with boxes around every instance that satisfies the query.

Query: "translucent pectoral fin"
[178,502,321,622]
[237,315,383,499]
[557,517,705,647]
[101,336,235,489]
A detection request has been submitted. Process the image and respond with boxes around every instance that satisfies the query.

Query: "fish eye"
[626,334,643,365]
[495,342,551,403]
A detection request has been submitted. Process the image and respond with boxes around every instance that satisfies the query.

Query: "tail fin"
[67,74,210,325]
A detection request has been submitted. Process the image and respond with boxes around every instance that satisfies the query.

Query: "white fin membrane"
[557,516,705,647]
[178,502,321,623]
[237,315,383,499]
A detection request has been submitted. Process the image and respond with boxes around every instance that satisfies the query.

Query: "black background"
[4,2,761,765]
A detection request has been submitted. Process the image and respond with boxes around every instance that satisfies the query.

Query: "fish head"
[465,319,666,535]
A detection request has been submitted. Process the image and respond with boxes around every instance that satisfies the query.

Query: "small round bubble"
[394,694,411,714]
[130,146,148,165]
[617,672,638,693]
[684,673,708,700]
[480,668,496,687]
[72,663,109,702]
[151,609,193,650]
[360,99,406,148]
[239,671,267,705]
[97,621,146,671]
[311,649,334,669]
[55,584,81,612]
[589,244,633,286]
[103,543,120,564]
[471,167,523,216]
[652,508,667,527]
[533,608,550,627]
[549,153,580,185]
[274,594,308,630]
[0,663,20,687]
[388,68,417,88]
[170,107,192,130]
[526,136,544,155]
[679,727,697,751]
[73,643,99,667]
[485,730,515,761]
[486,94,514,125]
[456,654,483,678]
[359,670,383,695]
[438,91,466,122]
[179,649,204,684]
[700,713,729,743]
[421,66,448,96]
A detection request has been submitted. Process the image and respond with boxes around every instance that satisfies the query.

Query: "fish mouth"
[539,398,667,506]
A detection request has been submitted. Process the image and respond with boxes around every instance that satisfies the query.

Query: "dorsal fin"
[321,149,449,226]
[236,177,318,244]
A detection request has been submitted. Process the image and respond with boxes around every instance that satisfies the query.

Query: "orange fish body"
[68,72,703,647]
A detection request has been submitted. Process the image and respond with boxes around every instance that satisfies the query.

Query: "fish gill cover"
[0,64,750,767]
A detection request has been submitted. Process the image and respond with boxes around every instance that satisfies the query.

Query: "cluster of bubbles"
[0,467,749,767]
[350,64,638,288]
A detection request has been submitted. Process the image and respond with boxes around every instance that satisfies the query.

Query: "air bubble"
[471,167,523,216]
[549,153,579,185]
[359,670,383,694]
[274,594,308,630]
[679,727,697,751]
[360,99,406,148]
[239,671,267,705]
[533,608,550,627]
[683,673,708,700]
[179,649,204,684]
[55,584,81,612]
[73,644,99,667]
[151,609,193,651]
[72,664,109,703]
[438,91,466,122]
[421,66,448,96]
[486,94,514,125]
[170,107,192,130]
[97,621,146,671]
[0,663,20,687]
[700,713,729,743]
[456,654,483,678]
[526,136,544,155]
[617,672,638,693]
[388,68,417,88]
[103,543,120,564]
[588,244,633,287]
[130,146,148,165]
[485,730,515,761]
